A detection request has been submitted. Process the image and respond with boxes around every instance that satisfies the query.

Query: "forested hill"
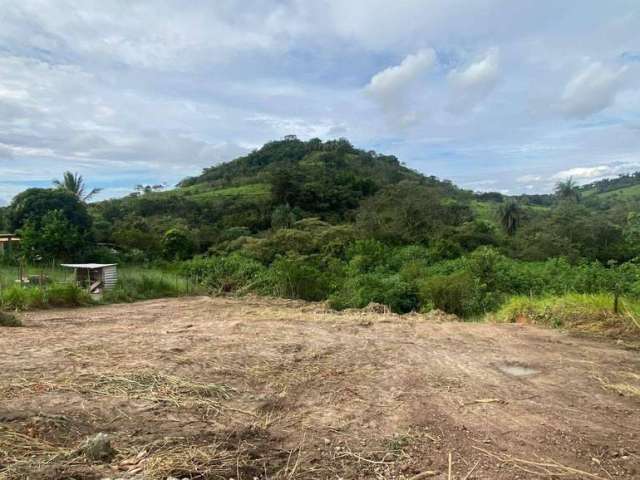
[84,137,475,258]
[7,136,640,269]
[580,172,640,196]
[180,136,459,196]
[78,137,640,264]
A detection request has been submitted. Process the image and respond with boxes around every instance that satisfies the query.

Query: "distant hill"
[89,137,471,253]
[180,136,457,194]
[578,172,640,201]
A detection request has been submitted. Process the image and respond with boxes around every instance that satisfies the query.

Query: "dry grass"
[0,425,75,479]
[595,375,640,398]
[141,442,235,479]
[3,371,234,412]
[86,372,234,410]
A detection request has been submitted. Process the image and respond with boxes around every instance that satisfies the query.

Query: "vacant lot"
[1,296,639,479]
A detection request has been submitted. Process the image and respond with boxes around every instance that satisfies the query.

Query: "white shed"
[60,263,118,293]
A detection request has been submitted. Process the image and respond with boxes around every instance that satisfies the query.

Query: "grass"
[0,283,91,311]
[86,371,234,410]
[182,182,271,201]
[102,268,199,303]
[0,265,200,312]
[0,311,21,327]
[493,293,640,337]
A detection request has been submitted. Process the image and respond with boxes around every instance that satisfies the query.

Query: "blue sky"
[0,0,639,204]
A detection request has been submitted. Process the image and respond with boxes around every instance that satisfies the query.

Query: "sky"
[0,0,639,204]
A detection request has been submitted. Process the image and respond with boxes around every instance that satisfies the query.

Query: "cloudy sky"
[1,0,639,204]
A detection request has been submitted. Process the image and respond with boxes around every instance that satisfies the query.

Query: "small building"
[0,234,20,255]
[60,263,118,294]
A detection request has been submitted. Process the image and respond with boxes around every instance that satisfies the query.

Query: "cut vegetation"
[1,297,638,479]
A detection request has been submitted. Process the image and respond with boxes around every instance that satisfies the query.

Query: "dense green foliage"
[7,188,94,262]
[3,137,640,321]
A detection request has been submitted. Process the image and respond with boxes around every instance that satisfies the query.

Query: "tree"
[9,188,93,233]
[554,178,581,202]
[356,181,471,244]
[162,228,196,260]
[20,210,87,261]
[53,171,102,202]
[499,201,521,236]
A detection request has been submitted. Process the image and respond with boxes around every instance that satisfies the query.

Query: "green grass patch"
[102,269,195,303]
[0,283,91,310]
[184,183,271,201]
[493,293,640,337]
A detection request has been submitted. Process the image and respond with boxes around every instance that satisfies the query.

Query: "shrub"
[162,228,196,260]
[264,254,331,301]
[419,271,482,317]
[182,254,266,293]
[0,285,46,310]
[0,311,21,327]
[45,283,91,307]
[0,282,89,310]
[329,272,418,313]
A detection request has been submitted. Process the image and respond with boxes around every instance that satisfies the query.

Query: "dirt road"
[1,296,638,479]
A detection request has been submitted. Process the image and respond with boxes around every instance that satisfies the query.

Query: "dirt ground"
[1,296,639,480]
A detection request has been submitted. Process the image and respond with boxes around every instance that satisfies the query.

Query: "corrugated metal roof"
[60,263,118,269]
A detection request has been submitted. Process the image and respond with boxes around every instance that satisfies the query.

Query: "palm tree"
[53,171,102,202]
[554,177,581,202]
[499,200,521,236]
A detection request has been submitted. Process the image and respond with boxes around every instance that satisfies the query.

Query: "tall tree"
[499,201,521,236]
[53,171,102,202]
[554,178,581,202]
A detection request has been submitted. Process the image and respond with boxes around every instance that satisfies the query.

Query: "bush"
[162,228,196,260]
[329,272,418,313]
[182,254,267,293]
[46,283,91,307]
[0,285,46,310]
[264,254,331,301]
[0,311,21,327]
[419,271,483,317]
[0,283,89,310]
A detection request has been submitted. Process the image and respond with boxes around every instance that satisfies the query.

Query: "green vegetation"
[103,268,196,304]
[494,293,640,335]
[0,283,90,310]
[2,136,640,337]
[0,311,21,327]
[0,265,194,312]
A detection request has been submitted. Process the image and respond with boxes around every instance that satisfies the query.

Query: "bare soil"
[1,296,639,479]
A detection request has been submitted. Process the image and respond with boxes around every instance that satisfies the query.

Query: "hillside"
[89,137,473,256]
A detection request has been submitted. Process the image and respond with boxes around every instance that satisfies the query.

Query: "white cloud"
[1,1,640,199]
[367,49,436,100]
[560,62,628,118]
[551,165,612,180]
[366,49,436,127]
[448,48,500,112]
[516,174,542,183]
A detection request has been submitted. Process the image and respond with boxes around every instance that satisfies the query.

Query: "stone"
[80,433,116,461]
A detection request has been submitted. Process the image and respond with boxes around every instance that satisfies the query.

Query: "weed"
[0,311,21,327]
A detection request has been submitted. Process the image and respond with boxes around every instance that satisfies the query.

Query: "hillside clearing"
[1,296,639,479]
